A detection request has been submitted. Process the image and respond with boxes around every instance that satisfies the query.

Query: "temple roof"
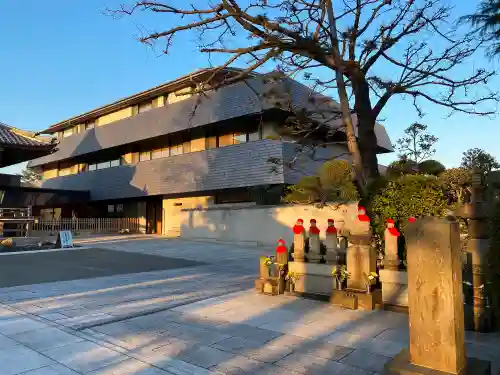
[0,122,55,167]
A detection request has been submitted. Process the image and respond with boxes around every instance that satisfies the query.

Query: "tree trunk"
[352,77,381,183]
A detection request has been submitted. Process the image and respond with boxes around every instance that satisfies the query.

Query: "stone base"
[255,278,280,295]
[331,288,382,310]
[288,262,335,295]
[379,269,408,308]
[330,289,358,310]
[383,349,491,375]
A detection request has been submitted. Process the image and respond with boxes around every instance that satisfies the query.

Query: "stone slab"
[0,248,204,288]
[383,349,491,375]
[0,344,55,375]
[331,289,382,310]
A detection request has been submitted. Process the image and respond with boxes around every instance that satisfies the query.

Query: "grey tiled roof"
[0,122,52,148]
[27,77,332,167]
[40,139,286,200]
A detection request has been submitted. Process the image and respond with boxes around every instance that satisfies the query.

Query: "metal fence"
[32,217,141,234]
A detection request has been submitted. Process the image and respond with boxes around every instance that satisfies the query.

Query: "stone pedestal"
[385,350,491,375]
[288,262,335,295]
[346,235,376,290]
[379,269,408,308]
[331,288,382,310]
[384,217,491,375]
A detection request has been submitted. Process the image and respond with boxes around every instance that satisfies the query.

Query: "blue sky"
[0,0,498,175]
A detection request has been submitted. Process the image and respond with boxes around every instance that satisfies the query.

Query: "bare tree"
[110,0,497,188]
[396,122,438,163]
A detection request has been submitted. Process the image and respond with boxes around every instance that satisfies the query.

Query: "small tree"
[396,123,438,164]
[461,148,500,174]
[19,168,42,186]
[418,160,446,176]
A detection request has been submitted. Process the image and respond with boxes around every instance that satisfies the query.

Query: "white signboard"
[57,230,73,248]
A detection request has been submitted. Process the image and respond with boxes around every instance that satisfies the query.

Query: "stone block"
[346,236,377,290]
[383,349,491,375]
[379,269,408,308]
[263,281,279,296]
[255,279,265,292]
[357,289,382,310]
[331,289,358,310]
[405,217,466,374]
[288,262,335,295]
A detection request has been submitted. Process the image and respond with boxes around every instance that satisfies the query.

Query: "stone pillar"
[292,219,306,262]
[463,170,493,332]
[308,219,322,263]
[384,218,400,271]
[384,217,491,375]
[347,206,376,290]
[325,219,338,264]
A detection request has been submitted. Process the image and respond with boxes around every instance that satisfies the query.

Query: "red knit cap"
[327,219,334,223]
[297,218,304,223]
[310,219,317,223]
[387,218,395,224]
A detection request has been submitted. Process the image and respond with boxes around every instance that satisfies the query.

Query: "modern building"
[27,68,393,234]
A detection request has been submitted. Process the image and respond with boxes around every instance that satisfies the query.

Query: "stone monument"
[463,169,493,332]
[308,219,322,263]
[384,217,491,375]
[275,238,289,266]
[346,206,376,290]
[325,219,339,264]
[292,218,306,262]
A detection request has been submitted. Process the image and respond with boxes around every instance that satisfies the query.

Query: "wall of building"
[171,202,361,246]
[162,196,214,236]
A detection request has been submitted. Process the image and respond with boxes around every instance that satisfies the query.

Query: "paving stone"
[214,323,282,343]
[42,340,129,373]
[0,344,54,375]
[323,331,365,349]
[0,333,21,349]
[178,345,236,369]
[86,358,172,374]
[301,341,353,361]
[211,336,293,363]
[374,328,409,342]
[0,317,49,336]
[210,355,269,374]
[36,313,70,321]
[275,352,372,374]
[356,338,407,357]
[10,327,84,352]
[20,363,80,375]
[339,349,391,372]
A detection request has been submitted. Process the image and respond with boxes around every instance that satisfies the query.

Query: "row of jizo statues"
[255,209,495,375]
[259,206,408,294]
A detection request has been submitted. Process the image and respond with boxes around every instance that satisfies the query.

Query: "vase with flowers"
[285,271,301,292]
[332,265,349,290]
[364,272,379,294]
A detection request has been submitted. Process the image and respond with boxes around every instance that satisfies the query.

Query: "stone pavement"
[0,236,498,374]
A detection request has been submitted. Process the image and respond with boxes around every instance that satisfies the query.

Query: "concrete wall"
[174,203,360,246]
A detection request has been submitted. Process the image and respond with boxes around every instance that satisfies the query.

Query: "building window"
[248,129,260,141]
[97,161,110,170]
[89,164,97,171]
[110,159,121,167]
[62,127,74,138]
[116,204,124,213]
[183,140,191,154]
[85,120,95,130]
[232,132,247,144]
[170,142,183,156]
[138,101,153,114]
[139,151,151,162]
[218,133,233,147]
[151,149,162,160]
[206,135,217,149]
[107,205,115,213]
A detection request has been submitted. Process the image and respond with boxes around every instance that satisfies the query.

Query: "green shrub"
[283,160,359,204]
[370,174,450,259]
[418,160,446,176]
